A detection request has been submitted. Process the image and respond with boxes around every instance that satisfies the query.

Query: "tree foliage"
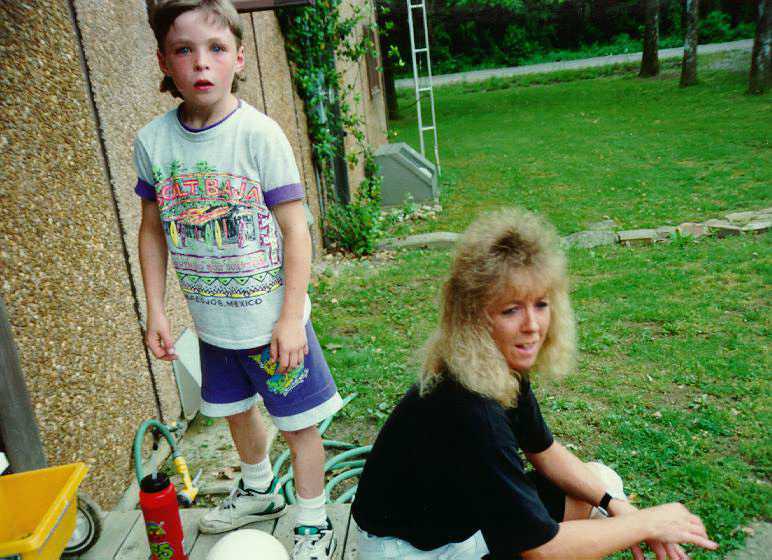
[377,0,757,76]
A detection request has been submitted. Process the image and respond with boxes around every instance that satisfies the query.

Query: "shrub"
[324,159,384,256]
[501,25,539,64]
[699,11,735,44]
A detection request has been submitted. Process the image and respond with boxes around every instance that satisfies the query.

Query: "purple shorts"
[199,322,342,431]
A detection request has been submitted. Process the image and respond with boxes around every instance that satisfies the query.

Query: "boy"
[134,2,341,558]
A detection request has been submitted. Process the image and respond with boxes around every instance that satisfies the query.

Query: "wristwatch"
[596,492,614,517]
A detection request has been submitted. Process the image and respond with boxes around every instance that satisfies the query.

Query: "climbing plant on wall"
[277,0,384,255]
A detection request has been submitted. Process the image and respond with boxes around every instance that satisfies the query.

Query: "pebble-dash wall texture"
[72,0,184,431]
[0,0,386,508]
[0,1,158,507]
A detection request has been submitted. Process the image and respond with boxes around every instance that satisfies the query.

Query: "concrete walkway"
[395,39,753,89]
[726,523,772,560]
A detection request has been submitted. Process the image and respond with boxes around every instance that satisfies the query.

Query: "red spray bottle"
[139,472,188,560]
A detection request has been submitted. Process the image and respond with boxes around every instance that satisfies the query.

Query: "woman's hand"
[608,500,689,560]
[270,318,308,373]
[635,503,717,559]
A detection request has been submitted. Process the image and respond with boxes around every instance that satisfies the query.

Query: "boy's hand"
[145,312,178,361]
[270,319,308,373]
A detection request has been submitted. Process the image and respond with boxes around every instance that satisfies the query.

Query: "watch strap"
[599,492,613,511]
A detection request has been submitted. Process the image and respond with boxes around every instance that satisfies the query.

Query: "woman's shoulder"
[425,377,508,427]
[387,379,481,420]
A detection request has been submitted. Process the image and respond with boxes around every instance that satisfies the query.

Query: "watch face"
[596,506,610,518]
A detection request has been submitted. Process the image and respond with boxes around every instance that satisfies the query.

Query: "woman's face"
[486,288,551,374]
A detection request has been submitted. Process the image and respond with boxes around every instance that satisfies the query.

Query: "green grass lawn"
[313,234,770,558]
[387,54,771,236]
[310,58,770,557]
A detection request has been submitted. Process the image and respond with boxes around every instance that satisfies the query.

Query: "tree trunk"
[374,1,399,120]
[380,46,400,121]
[640,0,660,77]
[749,0,772,94]
[680,0,699,87]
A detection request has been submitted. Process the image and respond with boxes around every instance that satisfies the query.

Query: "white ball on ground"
[206,529,289,560]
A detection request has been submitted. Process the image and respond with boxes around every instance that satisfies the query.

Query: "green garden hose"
[324,467,363,499]
[133,419,178,483]
[272,394,372,504]
[133,419,201,506]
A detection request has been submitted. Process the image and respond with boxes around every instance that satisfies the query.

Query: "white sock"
[295,492,327,527]
[241,456,273,492]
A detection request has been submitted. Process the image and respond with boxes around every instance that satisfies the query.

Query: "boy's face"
[157,9,244,110]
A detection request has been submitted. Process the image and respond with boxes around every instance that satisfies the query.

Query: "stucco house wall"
[0,0,386,508]
[339,0,389,195]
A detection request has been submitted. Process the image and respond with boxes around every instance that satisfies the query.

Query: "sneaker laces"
[219,485,249,510]
[292,528,322,556]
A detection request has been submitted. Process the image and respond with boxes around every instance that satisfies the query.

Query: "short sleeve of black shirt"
[470,381,558,558]
[510,378,554,454]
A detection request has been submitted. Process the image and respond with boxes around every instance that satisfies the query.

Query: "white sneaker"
[291,518,336,560]
[199,478,286,534]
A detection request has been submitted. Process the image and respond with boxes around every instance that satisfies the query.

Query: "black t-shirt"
[352,377,559,559]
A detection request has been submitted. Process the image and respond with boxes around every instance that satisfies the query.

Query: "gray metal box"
[375,143,439,206]
[172,328,202,420]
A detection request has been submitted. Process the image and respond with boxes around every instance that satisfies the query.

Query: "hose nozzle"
[173,456,201,507]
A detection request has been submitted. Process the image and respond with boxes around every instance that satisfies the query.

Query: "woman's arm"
[522,502,717,560]
[525,441,715,559]
[526,441,613,509]
[271,200,311,372]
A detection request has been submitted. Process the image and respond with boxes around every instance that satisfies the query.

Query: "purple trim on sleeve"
[264,183,304,207]
[135,178,156,201]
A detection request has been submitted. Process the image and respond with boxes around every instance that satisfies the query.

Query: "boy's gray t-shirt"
[133,101,310,349]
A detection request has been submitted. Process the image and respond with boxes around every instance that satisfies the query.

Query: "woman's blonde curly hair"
[420,207,576,408]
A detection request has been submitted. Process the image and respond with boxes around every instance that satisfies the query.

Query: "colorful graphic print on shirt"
[248,346,309,397]
[153,159,283,305]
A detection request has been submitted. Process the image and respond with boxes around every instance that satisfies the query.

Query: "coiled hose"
[273,393,371,504]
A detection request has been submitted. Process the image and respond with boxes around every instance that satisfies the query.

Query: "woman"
[351,208,717,560]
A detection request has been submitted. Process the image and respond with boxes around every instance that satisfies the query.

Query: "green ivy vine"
[277,0,386,255]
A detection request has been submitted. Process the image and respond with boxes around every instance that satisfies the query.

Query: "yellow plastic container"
[0,463,88,560]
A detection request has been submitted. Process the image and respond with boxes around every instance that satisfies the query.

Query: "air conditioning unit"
[375,143,439,206]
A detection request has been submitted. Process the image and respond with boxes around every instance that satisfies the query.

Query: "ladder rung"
[418,86,432,92]
[409,3,424,9]
[414,48,428,54]
[421,126,435,131]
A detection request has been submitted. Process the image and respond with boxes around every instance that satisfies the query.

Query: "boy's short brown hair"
[148,0,245,98]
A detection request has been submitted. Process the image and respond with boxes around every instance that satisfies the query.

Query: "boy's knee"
[225,406,256,423]
[281,425,320,445]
